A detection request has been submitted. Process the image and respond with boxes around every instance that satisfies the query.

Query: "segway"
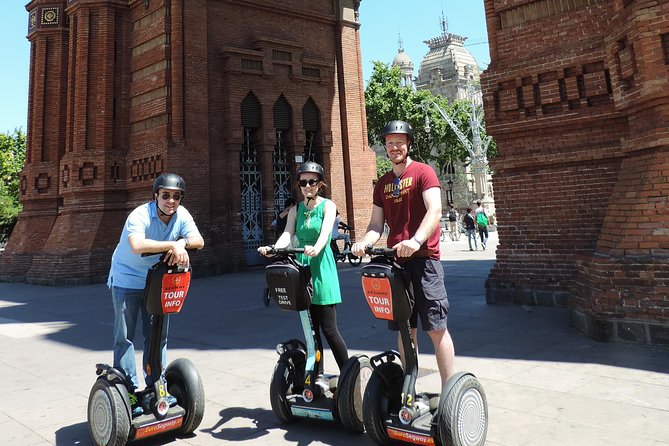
[360,247,488,446]
[87,255,205,445]
[263,247,372,432]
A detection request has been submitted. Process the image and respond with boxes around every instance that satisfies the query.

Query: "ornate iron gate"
[240,128,263,265]
[302,99,321,164]
[273,130,291,220]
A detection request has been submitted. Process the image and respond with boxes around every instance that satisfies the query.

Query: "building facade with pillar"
[1,0,376,284]
[481,0,669,345]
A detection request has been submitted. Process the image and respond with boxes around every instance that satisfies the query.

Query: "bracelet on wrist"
[412,235,423,245]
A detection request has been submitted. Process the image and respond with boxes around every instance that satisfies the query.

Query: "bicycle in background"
[331,221,362,266]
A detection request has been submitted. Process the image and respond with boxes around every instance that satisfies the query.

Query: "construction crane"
[422,83,492,199]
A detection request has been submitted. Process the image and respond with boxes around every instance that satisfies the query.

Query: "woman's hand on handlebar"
[303,245,320,257]
[258,245,273,256]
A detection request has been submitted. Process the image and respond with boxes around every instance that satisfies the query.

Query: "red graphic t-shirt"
[373,161,441,260]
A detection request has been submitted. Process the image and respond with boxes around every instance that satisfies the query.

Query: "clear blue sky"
[0,1,489,134]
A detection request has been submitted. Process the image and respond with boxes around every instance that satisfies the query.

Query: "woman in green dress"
[259,162,349,372]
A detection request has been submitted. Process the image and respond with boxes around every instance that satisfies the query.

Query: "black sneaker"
[129,392,144,417]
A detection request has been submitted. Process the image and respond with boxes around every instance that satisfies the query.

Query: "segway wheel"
[270,357,301,423]
[165,358,205,435]
[336,355,372,433]
[87,379,130,446]
[362,362,404,445]
[438,373,488,446]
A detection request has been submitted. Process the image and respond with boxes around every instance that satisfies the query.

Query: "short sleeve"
[178,208,202,240]
[126,207,150,236]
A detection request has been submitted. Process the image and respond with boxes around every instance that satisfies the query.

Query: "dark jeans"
[478,226,489,246]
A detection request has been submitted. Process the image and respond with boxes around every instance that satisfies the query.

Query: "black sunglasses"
[160,192,183,201]
[392,177,401,198]
[299,179,321,187]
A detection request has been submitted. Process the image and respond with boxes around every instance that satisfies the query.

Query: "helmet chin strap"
[155,194,171,217]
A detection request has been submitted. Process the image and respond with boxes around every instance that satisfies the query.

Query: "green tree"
[376,156,392,177]
[0,129,26,241]
[364,61,495,178]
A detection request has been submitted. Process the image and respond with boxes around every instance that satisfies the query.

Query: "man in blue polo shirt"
[107,173,204,416]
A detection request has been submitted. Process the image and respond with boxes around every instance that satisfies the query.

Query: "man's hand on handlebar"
[351,242,368,258]
[164,240,189,266]
[392,238,421,258]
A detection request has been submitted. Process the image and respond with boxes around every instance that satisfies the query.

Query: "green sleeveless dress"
[295,199,342,305]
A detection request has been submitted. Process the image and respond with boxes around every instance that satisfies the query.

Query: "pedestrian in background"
[475,201,489,250]
[447,203,458,240]
[272,198,296,239]
[463,207,478,251]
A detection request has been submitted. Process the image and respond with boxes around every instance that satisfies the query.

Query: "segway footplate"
[131,405,186,440]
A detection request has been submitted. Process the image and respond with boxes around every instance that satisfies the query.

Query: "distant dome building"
[416,30,481,103]
[392,37,414,88]
[413,18,493,215]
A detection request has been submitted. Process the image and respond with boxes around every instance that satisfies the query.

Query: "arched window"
[302,98,321,164]
[240,92,263,264]
[273,94,293,218]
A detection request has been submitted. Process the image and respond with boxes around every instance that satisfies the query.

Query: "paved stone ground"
[1,231,668,445]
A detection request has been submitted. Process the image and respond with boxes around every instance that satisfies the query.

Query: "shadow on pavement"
[54,422,89,446]
[1,257,667,375]
[201,406,273,442]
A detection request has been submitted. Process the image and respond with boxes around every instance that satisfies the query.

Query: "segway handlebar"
[140,249,195,258]
[364,245,396,257]
[264,246,305,255]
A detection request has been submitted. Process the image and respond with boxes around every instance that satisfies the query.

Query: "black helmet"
[153,173,186,194]
[297,161,324,179]
[380,120,414,146]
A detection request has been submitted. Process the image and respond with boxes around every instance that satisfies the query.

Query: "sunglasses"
[392,177,401,198]
[160,192,183,201]
[298,179,321,187]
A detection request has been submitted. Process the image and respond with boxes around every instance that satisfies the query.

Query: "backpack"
[476,212,488,228]
[448,208,457,220]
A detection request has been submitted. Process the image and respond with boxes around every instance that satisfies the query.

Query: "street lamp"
[447,179,454,205]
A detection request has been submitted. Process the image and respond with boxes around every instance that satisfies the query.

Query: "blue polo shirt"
[107,201,201,289]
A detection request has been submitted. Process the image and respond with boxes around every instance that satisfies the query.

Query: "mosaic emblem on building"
[41,7,59,26]
[29,11,37,31]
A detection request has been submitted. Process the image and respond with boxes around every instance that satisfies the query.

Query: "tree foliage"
[376,156,392,177]
[0,129,26,241]
[364,61,496,178]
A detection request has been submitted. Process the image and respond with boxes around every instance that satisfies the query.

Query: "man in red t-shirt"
[352,120,455,385]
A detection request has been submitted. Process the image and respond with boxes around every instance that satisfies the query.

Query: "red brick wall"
[1,0,375,284]
[482,0,669,345]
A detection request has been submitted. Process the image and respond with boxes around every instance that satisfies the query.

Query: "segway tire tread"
[165,358,206,435]
[88,379,130,446]
[336,355,371,433]
[362,362,404,445]
[438,373,488,446]
[270,359,299,424]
